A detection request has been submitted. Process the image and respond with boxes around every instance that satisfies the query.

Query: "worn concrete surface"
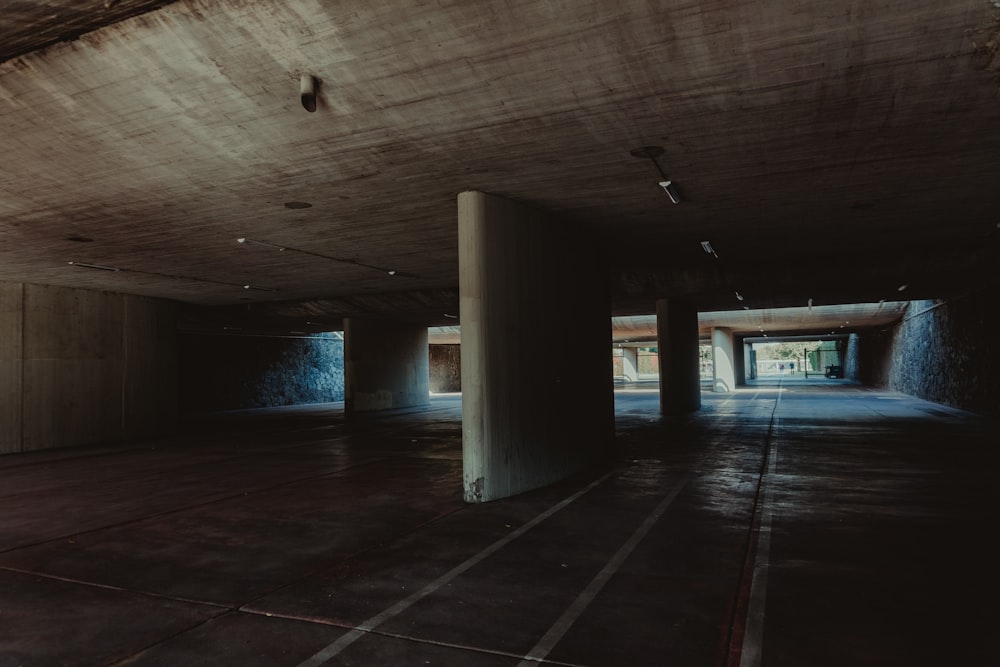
[1,380,994,666]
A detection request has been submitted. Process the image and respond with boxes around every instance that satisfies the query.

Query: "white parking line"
[517,477,690,665]
[740,429,779,667]
[294,471,617,667]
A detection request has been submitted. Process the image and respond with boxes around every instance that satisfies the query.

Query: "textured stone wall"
[845,333,860,380]
[429,344,461,392]
[178,333,344,413]
[857,297,998,417]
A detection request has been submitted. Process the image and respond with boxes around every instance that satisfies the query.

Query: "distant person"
[779,363,784,373]
[789,361,795,372]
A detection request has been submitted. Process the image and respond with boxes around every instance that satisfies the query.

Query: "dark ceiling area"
[2,0,998,335]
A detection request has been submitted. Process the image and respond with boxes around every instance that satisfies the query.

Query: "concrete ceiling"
[2,0,999,336]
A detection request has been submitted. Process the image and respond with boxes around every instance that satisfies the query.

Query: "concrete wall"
[177,333,345,413]
[344,319,429,413]
[429,344,461,393]
[1,282,177,454]
[0,283,24,453]
[858,298,999,417]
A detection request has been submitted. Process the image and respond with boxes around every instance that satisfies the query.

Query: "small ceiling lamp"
[659,180,681,204]
[300,74,318,112]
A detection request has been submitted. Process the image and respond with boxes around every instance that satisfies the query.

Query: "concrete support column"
[344,318,428,415]
[656,299,701,415]
[712,327,736,392]
[743,341,755,381]
[734,336,746,386]
[459,191,613,503]
[621,346,639,382]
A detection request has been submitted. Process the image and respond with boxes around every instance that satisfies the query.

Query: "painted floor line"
[517,477,690,665]
[739,428,779,667]
[294,470,618,667]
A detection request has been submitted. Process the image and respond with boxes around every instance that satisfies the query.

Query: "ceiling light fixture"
[236,237,417,278]
[300,74,318,112]
[897,283,909,292]
[735,291,744,301]
[700,240,719,258]
[659,180,681,204]
[630,146,681,204]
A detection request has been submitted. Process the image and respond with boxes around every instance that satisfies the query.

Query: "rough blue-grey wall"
[857,298,998,417]
[845,333,860,381]
[178,333,344,412]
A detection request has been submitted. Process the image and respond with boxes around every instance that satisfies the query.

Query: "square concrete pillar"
[621,346,639,382]
[656,299,701,415]
[712,327,735,392]
[459,191,613,502]
[344,318,429,414]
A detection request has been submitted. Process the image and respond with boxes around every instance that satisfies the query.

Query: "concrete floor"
[1,380,994,666]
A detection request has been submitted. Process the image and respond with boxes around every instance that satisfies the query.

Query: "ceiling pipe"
[630,146,681,204]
